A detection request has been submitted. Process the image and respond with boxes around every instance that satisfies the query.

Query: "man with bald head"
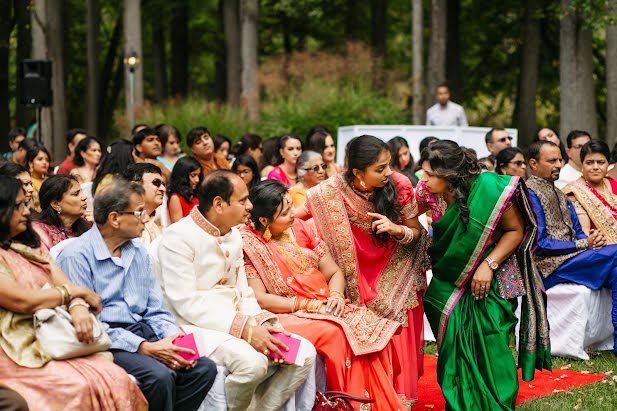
[157,170,316,410]
[526,140,617,355]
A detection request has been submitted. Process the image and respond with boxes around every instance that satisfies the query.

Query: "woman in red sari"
[241,180,405,410]
[563,140,617,243]
[295,135,430,407]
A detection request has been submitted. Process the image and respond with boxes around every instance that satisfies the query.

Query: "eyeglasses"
[497,136,513,143]
[117,209,148,220]
[151,178,165,188]
[304,163,327,172]
[508,160,526,167]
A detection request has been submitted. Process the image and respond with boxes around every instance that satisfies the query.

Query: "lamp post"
[124,51,140,129]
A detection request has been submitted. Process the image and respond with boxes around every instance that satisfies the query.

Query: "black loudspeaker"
[18,60,53,107]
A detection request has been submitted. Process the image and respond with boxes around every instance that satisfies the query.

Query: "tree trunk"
[15,0,31,127]
[426,0,447,108]
[151,8,168,103]
[98,14,122,140]
[512,0,540,148]
[240,0,259,122]
[370,0,387,90]
[446,0,461,102]
[213,0,226,101]
[344,0,358,42]
[607,0,617,147]
[123,0,144,129]
[86,0,100,135]
[0,1,12,147]
[30,0,51,144]
[559,0,598,140]
[411,0,425,124]
[45,0,67,160]
[170,1,189,96]
[223,0,241,105]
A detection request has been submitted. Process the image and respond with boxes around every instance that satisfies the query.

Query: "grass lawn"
[423,342,617,410]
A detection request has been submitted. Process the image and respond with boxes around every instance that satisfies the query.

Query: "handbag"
[34,304,111,360]
[313,391,375,411]
[495,254,526,299]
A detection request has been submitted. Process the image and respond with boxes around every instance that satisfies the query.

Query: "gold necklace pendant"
[272,229,311,274]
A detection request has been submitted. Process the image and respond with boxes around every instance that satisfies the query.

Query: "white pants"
[208,335,316,411]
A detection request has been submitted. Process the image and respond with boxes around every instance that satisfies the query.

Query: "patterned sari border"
[454,177,519,288]
[436,287,465,349]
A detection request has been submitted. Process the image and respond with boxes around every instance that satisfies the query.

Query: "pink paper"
[269,332,301,364]
[172,333,200,361]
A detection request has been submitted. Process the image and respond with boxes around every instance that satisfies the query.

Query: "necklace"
[350,183,373,201]
[584,178,612,204]
[271,230,310,274]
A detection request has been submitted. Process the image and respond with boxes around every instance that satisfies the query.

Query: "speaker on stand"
[18,60,52,143]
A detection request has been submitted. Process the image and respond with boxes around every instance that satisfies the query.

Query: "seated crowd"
[0,121,616,410]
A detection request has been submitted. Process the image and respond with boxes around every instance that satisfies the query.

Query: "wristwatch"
[484,256,499,271]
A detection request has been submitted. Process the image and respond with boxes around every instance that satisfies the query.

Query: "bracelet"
[307,299,324,312]
[62,284,72,302]
[330,290,345,299]
[68,301,89,310]
[290,296,297,312]
[55,286,69,306]
[247,326,253,345]
[397,225,414,245]
[55,287,65,305]
[328,295,345,305]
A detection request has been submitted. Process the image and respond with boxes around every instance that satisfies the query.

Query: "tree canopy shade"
[2,0,617,155]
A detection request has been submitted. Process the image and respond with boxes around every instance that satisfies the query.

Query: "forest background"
[2,0,617,160]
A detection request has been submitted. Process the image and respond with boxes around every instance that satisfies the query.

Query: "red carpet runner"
[413,355,607,410]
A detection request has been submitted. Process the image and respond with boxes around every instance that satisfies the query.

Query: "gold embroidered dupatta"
[240,223,401,356]
[306,174,430,326]
[562,178,617,244]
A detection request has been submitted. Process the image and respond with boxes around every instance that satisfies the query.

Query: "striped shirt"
[56,224,180,352]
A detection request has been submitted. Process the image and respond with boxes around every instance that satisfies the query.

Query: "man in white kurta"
[157,171,316,411]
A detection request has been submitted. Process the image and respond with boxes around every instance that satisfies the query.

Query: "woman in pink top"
[267,133,303,186]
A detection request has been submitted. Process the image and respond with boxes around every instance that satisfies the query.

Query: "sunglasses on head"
[304,163,327,172]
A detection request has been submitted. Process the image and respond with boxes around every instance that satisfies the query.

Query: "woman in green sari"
[416,140,551,410]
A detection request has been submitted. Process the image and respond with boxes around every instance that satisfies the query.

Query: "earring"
[263,227,272,241]
[56,207,62,214]
[360,180,367,190]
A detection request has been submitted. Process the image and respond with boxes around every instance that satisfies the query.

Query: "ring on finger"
[263,349,269,356]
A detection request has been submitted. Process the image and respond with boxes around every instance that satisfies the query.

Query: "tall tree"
[30,0,51,143]
[15,0,31,128]
[240,0,259,122]
[370,0,388,89]
[427,0,447,108]
[86,0,100,135]
[98,14,123,140]
[224,0,241,105]
[411,0,425,124]
[123,0,144,129]
[512,0,540,147]
[170,2,189,97]
[344,0,358,42]
[151,4,168,103]
[607,0,617,147]
[0,1,12,144]
[446,0,461,102]
[559,0,598,139]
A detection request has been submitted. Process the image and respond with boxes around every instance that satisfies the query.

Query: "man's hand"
[138,334,196,370]
[587,229,607,249]
[70,305,94,344]
[242,324,289,363]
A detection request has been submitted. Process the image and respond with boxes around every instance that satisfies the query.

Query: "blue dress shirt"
[528,188,587,256]
[56,224,180,352]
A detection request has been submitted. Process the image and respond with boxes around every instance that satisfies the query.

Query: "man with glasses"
[124,163,167,246]
[485,128,513,157]
[56,180,217,411]
[555,130,592,190]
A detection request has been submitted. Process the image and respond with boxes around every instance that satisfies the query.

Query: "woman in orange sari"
[241,180,405,410]
[296,135,430,407]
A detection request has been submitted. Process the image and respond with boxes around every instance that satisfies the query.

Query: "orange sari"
[241,220,405,410]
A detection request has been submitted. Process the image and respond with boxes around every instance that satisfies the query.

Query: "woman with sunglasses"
[495,147,527,178]
[289,151,326,207]
[32,175,90,251]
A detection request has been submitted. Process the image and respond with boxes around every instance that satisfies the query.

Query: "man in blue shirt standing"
[56,179,216,411]
[526,140,617,355]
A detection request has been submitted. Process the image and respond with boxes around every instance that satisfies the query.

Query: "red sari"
[305,172,430,408]
[241,220,405,410]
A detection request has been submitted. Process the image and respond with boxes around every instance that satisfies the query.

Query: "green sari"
[423,172,551,411]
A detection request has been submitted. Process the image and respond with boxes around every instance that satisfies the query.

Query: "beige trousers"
[208,336,316,411]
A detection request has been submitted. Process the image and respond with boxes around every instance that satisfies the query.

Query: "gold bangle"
[55,287,64,305]
[62,284,72,302]
[330,290,345,299]
[247,326,253,345]
[55,286,69,306]
[290,296,297,312]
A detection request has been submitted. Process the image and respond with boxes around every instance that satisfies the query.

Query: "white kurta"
[555,162,582,190]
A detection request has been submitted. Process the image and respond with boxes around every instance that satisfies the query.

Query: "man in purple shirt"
[526,140,617,355]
